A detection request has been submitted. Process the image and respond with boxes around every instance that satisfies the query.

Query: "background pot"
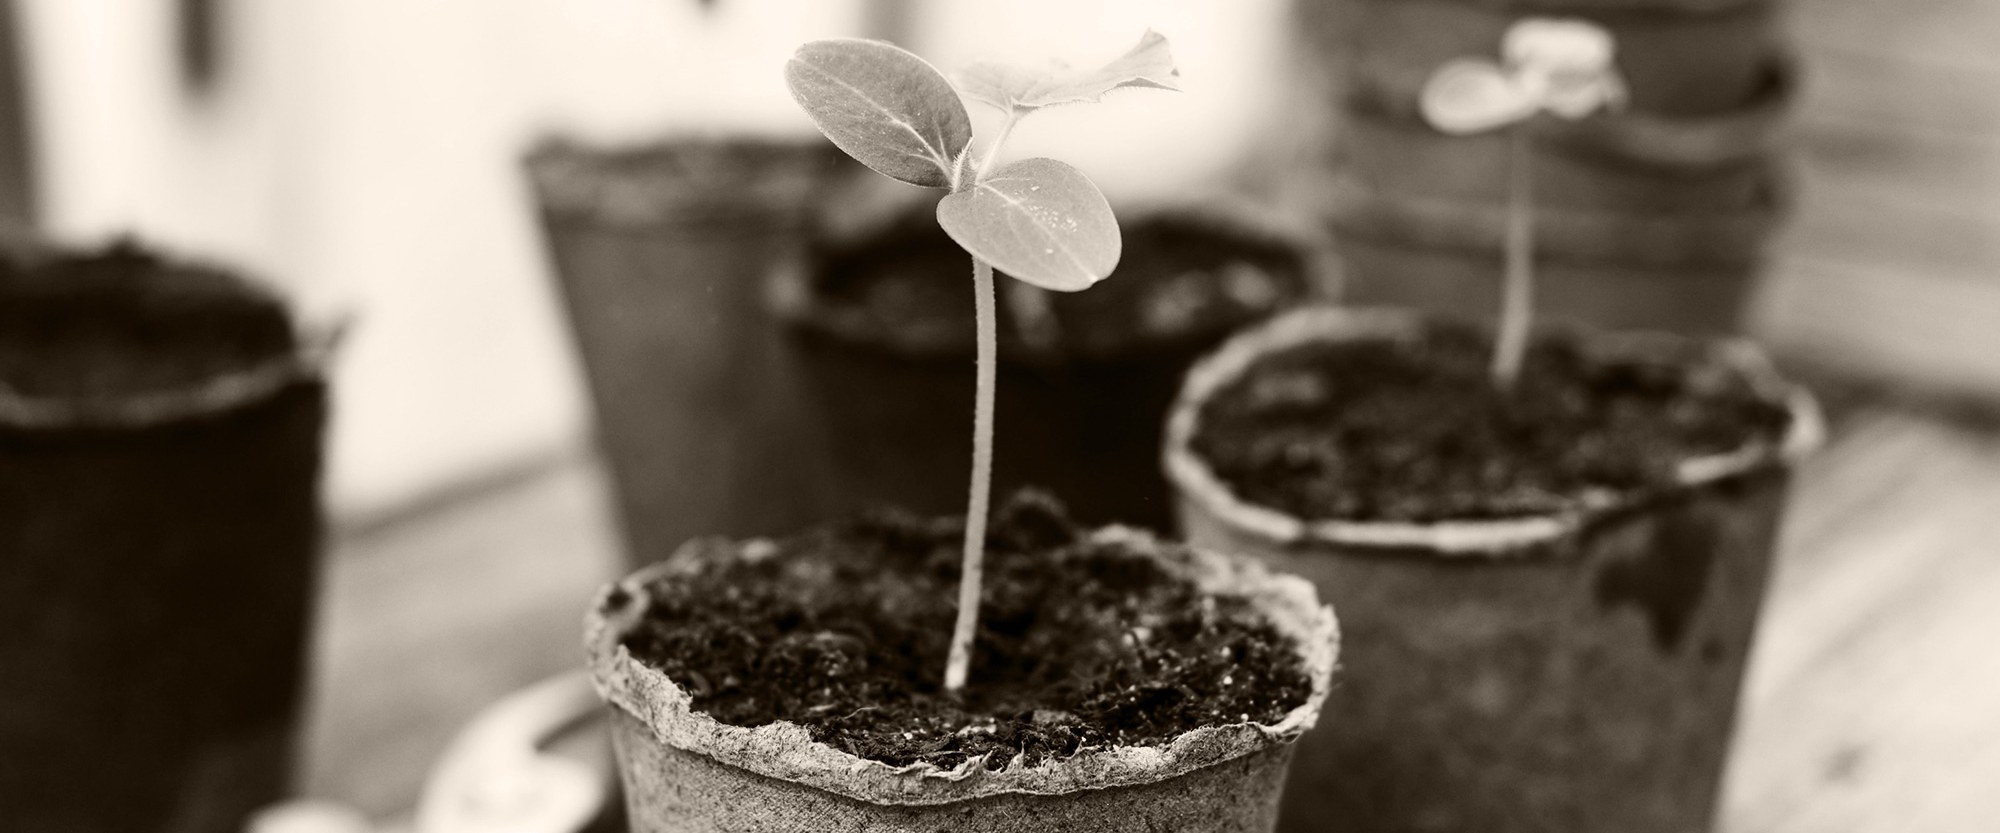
[776,200,1335,532]
[1345,0,1782,118]
[1328,175,1787,334]
[584,530,1337,833]
[1162,306,1823,833]
[0,248,331,833]
[526,137,844,566]
[1343,65,1791,214]
[1327,49,1796,335]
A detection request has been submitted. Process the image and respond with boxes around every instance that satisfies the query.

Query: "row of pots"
[531,133,1821,832]
[1322,0,1798,336]
[1,243,332,832]
[528,138,1341,547]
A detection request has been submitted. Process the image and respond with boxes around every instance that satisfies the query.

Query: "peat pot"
[1346,0,1785,118]
[0,243,331,833]
[1163,306,1822,833]
[1341,54,1795,214]
[775,200,1334,532]
[1328,173,1790,334]
[584,502,1337,833]
[526,136,844,565]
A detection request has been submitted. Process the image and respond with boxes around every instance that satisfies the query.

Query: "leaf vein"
[804,63,952,172]
[975,182,1093,282]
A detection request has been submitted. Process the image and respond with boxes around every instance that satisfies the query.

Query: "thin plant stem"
[1490,123,1535,387]
[973,114,1060,350]
[944,256,999,692]
[976,115,1019,181]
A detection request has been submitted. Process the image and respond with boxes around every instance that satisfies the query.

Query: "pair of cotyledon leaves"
[1419,18,1626,136]
[785,32,1178,292]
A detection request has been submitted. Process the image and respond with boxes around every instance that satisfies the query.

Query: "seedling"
[1419,19,1625,386]
[786,33,1179,691]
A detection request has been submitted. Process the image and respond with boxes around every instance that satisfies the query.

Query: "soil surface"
[798,206,1313,361]
[1189,322,1794,523]
[619,492,1313,770]
[0,240,295,400]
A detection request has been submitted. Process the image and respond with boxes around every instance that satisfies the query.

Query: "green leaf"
[785,39,973,188]
[957,30,1180,116]
[936,158,1120,292]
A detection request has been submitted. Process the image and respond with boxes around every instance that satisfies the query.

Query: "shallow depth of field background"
[12,0,1994,523]
[5,0,1998,822]
[8,0,1302,522]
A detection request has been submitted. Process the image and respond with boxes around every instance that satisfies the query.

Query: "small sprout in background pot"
[785,32,1180,692]
[1419,18,1625,386]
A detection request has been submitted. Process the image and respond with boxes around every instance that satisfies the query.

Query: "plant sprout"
[1419,18,1625,386]
[785,32,1179,691]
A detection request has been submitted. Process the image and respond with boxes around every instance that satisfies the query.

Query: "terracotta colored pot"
[0,251,331,833]
[584,528,1337,833]
[1162,306,1823,833]
[775,200,1336,532]
[1345,0,1784,118]
[1327,174,1787,334]
[526,136,845,565]
[1341,55,1794,214]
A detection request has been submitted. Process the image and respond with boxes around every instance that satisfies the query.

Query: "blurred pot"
[0,243,331,833]
[1346,0,1783,118]
[526,136,844,565]
[1163,305,1823,833]
[1328,173,1788,334]
[1341,55,1795,214]
[774,199,1335,532]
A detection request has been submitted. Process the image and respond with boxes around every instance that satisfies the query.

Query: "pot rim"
[1347,50,1799,170]
[769,195,1341,363]
[584,525,1338,806]
[524,134,841,227]
[0,271,344,431]
[1161,305,1824,557]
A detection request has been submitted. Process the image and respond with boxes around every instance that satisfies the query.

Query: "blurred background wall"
[6,0,1997,523]
[8,0,1300,523]
[1750,0,2000,400]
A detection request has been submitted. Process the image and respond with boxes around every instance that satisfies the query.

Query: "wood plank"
[1789,114,2000,225]
[1781,181,2000,293]
[297,459,620,816]
[1800,44,2000,138]
[1787,0,2000,73]
[1748,0,2000,403]
[1745,418,2000,699]
[1725,514,2000,832]
[1720,408,2000,832]
[1753,255,2000,399]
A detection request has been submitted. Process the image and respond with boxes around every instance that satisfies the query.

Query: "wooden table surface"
[296,396,2000,831]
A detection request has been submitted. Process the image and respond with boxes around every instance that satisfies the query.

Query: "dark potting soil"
[0,239,296,400]
[619,492,1313,770]
[1189,322,1794,523]
[798,206,1313,361]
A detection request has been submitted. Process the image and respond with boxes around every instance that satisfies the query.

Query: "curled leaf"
[1420,59,1537,135]
[1503,18,1617,78]
[1541,72,1627,118]
[785,39,973,188]
[1504,18,1625,120]
[936,158,1120,292]
[958,30,1180,116]
[1419,18,1625,134]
